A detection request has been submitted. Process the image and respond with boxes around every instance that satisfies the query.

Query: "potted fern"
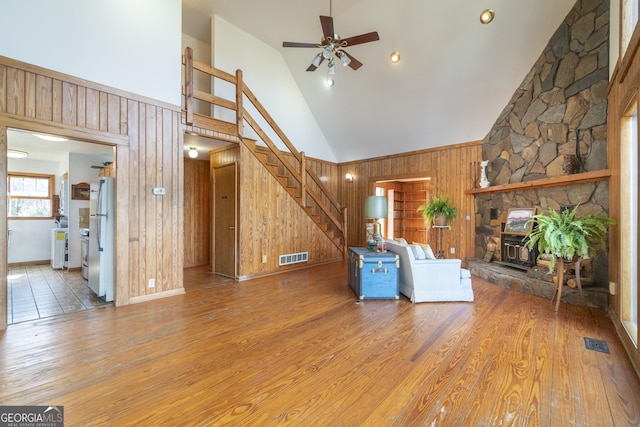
[524,206,615,273]
[417,195,457,228]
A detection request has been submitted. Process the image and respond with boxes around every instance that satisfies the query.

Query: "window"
[622,0,639,58]
[621,102,638,345]
[7,172,54,218]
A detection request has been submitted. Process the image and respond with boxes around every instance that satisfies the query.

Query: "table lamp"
[364,195,388,244]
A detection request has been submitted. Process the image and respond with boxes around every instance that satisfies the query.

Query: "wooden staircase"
[182,47,347,257]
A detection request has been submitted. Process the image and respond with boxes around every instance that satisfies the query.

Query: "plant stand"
[433,225,448,259]
[551,256,584,312]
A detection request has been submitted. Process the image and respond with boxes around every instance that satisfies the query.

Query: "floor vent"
[279,252,308,266]
[584,337,610,354]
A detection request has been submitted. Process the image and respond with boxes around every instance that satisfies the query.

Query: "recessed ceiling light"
[390,51,401,63]
[480,9,495,24]
[8,149,28,158]
[34,133,68,142]
[326,77,335,87]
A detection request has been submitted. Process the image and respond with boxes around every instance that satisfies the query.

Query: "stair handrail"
[183,47,346,249]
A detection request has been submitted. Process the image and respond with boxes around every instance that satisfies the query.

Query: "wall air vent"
[279,252,309,266]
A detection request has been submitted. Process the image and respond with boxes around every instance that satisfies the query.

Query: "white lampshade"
[364,196,388,219]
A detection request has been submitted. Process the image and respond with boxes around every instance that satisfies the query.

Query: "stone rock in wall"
[510,167,525,184]
[579,101,607,129]
[510,132,535,154]
[524,122,541,139]
[584,139,607,171]
[539,142,557,166]
[539,104,566,124]
[555,52,579,88]
[575,53,598,80]
[521,99,547,127]
[571,12,595,44]
[568,183,596,205]
[565,67,608,98]
[549,22,570,58]
[564,95,589,127]
[547,156,566,176]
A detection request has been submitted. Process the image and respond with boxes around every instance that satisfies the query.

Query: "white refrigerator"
[88,177,115,302]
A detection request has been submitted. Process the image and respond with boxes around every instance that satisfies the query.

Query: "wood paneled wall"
[237,144,342,279]
[0,56,184,328]
[607,22,640,373]
[184,158,211,268]
[339,141,483,267]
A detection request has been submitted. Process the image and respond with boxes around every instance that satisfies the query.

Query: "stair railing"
[183,47,347,256]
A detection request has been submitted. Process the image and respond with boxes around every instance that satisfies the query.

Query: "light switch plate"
[153,187,166,195]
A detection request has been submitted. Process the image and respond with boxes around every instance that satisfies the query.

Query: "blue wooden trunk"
[348,247,399,300]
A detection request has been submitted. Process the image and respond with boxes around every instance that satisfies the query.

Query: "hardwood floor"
[1,262,639,426]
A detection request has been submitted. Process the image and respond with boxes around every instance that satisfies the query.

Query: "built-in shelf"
[466,169,611,195]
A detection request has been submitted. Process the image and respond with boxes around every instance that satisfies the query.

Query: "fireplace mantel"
[466,169,611,195]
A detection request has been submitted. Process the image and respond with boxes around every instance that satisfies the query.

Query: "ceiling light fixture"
[338,51,351,67]
[7,149,28,158]
[33,133,68,142]
[312,53,323,67]
[390,51,401,63]
[480,9,495,24]
[282,0,380,76]
[326,77,335,87]
[188,147,198,158]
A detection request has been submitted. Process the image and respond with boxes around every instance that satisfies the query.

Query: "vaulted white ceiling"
[184,0,577,162]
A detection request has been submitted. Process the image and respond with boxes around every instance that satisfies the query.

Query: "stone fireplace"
[468,0,611,308]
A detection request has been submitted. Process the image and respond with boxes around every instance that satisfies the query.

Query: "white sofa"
[385,240,474,303]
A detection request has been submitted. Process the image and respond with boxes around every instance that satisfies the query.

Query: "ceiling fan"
[282,4,379,73]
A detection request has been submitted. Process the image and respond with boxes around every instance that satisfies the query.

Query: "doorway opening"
[5,128,115,325]
[374,177,432,244]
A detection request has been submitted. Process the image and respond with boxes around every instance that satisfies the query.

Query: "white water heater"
[51,228,68,269]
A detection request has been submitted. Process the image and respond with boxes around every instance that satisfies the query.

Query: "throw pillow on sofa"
[412,242,436,259]
[409,244,427,260]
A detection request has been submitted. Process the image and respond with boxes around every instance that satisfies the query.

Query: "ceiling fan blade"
[320,15,334,39]
[306,56,325,71]
[283,41,319,48]
[343,51,363,70]
[342,31,380,47]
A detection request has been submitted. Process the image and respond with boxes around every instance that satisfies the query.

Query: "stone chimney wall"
[475,0,610,287]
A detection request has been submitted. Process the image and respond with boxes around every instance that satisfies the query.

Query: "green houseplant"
[524,206,615,273]
[417,195,457,228]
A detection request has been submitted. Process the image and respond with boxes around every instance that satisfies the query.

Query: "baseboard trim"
[128,288,185,304]
[8,260,49,267]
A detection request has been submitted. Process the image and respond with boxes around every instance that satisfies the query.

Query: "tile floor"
[7,265,111,324]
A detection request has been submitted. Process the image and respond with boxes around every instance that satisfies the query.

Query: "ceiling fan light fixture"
[188,147,198,158]
[390,51,401,63]
[312,53,322,67]
[480,9,495,24]
[338,52,351,67]
[328,61,336,75]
